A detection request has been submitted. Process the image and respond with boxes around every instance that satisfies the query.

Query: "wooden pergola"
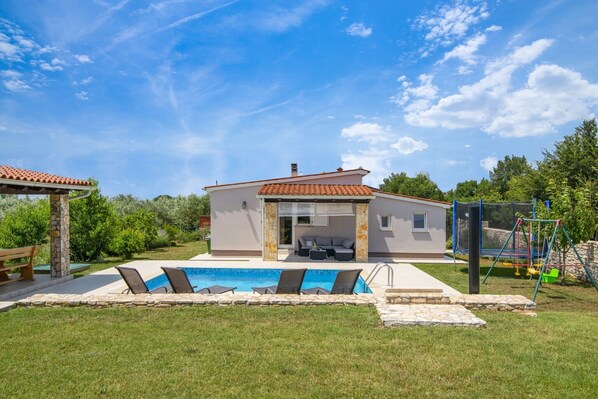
[0,166,93,277]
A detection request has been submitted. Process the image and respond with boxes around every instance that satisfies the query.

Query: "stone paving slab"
[386,293,535,311]
[377,304,487,328]
[16,293,379,308]
[0,301,16,312]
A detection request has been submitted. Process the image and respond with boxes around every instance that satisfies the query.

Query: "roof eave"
[0,178,93,192]
[373,191,451,208]
[256,195,375,201]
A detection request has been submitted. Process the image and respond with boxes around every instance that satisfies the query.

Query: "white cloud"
[480,156,498,172]
[39,61,63,71]
[486,25,502,32]
[224,0,329,33]
[390,136,429,154]
[414,0,489,52]
[345,22,372,37]
[341,122,391,144]
[398,39,598,137]
[74,54,93,64]
[326,115,335,119]
[391,74,439,113]
[0,40,20,60]
[341,149,392,186]
[464,144,471,148]
[74,91,89,100]
[3,78,30,92]
[440,33,486,66]
[80,76,94,85]
[1,69,31,92]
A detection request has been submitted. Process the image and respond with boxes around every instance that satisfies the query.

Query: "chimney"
[291,163,298,176]
[337,167,343,172]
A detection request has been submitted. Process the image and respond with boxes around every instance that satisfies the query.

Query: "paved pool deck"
[9,258,462,300]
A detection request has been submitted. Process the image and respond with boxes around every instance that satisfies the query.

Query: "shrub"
[445,236,452,250]
[121,210,158,250]
[110,228,145,259]
[0,200,49,248]
[162,224,180,242]
[70,181,117,261]
[197,227,210,241]
[149,236,172,249]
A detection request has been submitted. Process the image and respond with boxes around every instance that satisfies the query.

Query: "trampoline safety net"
[453,200,535,257]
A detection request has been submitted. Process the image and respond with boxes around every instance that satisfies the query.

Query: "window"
[297,216,311,225]
[378,214,391,231]
[412,213,427,231]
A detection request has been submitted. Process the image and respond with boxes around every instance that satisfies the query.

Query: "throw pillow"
[343,239,354,249]
[305,240,313,247]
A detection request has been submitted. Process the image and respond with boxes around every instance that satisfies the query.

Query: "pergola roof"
[257,184,374,198]
[0,165,92,195]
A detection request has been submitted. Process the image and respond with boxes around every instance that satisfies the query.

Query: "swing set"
[482,218,598,302]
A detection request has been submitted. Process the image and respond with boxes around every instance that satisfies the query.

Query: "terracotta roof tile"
[0,165,91,187]
[257,184,373,197]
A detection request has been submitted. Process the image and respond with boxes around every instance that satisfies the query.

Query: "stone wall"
[50,194,70,277]
[355,203,368,262]
[546,240,598,281]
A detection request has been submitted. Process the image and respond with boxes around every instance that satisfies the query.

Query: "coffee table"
[309,248,327,260]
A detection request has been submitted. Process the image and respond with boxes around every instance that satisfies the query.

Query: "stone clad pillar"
[50,194,70,277]
[355,203,369,262]
[263,202,278,261]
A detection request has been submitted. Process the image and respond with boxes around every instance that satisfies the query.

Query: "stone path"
[0,301,16,312]
[377,304,487,328]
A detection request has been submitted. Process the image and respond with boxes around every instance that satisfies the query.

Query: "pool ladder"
[364,262,394,288]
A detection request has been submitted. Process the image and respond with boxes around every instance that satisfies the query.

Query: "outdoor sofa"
[297,236,355,261]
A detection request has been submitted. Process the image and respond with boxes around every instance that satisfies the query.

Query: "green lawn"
[73,240,207,277]
[1,306,596,399]
[1,252,596,397]
[415,263,598,312]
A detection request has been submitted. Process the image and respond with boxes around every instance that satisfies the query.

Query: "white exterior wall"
[210,185,263,253]
[209,172,364,254]
[368,195,447,256]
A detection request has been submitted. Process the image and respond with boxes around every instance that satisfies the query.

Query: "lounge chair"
[161,267,236,294]
[116,266,171,294]
[301,269,362,295]
[252,268,307,294]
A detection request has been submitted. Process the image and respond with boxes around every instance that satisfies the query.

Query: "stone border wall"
[17,293,379,308]
[386,293,535,311]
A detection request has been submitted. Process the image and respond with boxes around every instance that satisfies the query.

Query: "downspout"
[68,187,95,201]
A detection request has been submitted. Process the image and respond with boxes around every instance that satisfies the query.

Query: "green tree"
[380,172,445,201]
[490,155,532,197]
[110,228,145,260]
[70,180,117,261]
[542,119,598,190]
[110,194,143,216]
[536,179,597,263]
[0,200,49,248]
[173,194,210,231]
[121,210,158,250]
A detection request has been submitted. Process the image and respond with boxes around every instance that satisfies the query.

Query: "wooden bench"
[0,246,39,286]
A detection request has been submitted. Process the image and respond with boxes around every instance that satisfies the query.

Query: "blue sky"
[1,0,598,198]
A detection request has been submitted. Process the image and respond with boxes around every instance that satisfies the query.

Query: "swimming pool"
[145,268,372,294]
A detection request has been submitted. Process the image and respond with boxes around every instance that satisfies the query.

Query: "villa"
[204,164,450,262]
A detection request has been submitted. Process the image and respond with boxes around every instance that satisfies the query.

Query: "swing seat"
[541,268,559,283]
[527,267,541,276]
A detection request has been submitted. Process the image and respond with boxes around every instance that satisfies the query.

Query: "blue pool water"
[146,268,372,294]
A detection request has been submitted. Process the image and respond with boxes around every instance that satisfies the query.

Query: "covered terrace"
[0,165,93,278]
[256,183,375,262]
